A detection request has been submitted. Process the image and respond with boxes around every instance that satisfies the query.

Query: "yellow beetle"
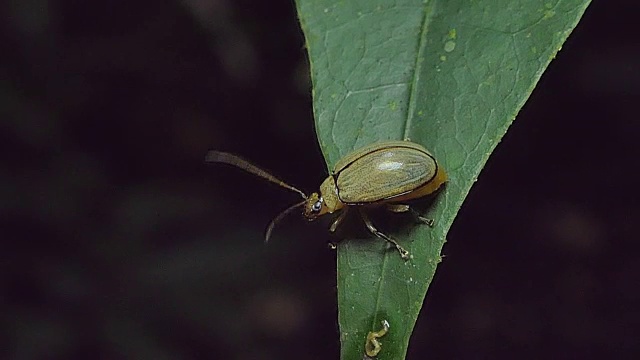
[206,141,447,259]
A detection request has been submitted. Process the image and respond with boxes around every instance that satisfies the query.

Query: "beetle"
[206,140,447,260]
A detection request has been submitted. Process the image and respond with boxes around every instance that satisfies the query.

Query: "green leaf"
[295,1,591,359]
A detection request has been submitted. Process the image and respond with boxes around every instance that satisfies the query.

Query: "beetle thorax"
[319,176,342,213]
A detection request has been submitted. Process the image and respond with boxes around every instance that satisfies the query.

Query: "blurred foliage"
[1,0,639,359]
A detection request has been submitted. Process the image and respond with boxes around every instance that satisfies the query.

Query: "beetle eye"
[312,200,322,212]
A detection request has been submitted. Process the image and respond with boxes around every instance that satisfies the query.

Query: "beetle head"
[303,192,328,221]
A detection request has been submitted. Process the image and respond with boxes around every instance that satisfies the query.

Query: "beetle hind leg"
[360,209,410,260]
[386,204,434,227]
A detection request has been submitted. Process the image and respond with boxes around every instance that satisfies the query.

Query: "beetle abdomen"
[336,146,437,204]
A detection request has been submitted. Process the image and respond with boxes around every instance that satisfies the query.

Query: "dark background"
[2,0,638,359]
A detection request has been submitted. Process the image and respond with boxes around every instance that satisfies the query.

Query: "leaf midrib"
[403,2,437,141]
[368,1,438,337]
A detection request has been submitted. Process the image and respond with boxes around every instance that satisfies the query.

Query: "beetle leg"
[386,204,435,227]
[359,210,410,260]
[329,208,349,233]
[386,204,410,213]
[410,207,435,227]
[325,209,349,250]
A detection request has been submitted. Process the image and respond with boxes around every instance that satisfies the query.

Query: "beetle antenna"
[206,151,307,199]
[265,200,306,243]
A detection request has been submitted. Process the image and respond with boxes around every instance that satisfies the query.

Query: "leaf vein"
[403,2,437,140]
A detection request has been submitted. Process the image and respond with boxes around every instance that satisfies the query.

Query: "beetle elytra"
[206,140,447,260]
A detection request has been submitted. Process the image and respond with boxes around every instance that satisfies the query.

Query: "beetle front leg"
[385,204,434,227]
[359,209,410,260]
[326,209,349,250]
[329,208,349,233]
